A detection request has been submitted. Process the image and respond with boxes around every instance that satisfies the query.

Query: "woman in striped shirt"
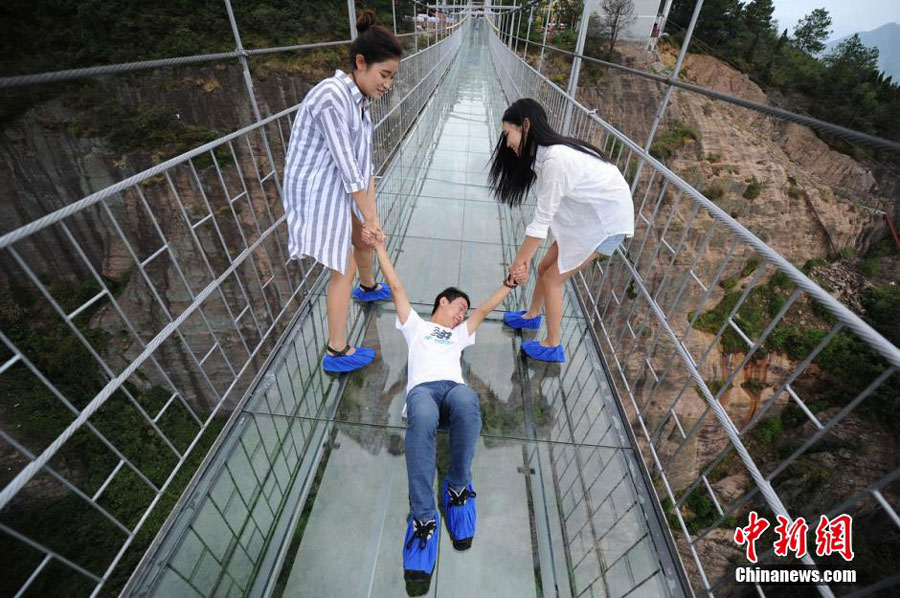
[283,11,401,373]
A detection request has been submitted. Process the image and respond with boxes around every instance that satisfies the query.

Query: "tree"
[665,0,743,48]
[824,33,880,75]
[792,8,832,55]
[822,34,881,130]
[599,0,637,57]
[556,0,584,31]
[741,0,775,62]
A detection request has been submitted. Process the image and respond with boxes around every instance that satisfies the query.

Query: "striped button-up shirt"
[282,70,373,274]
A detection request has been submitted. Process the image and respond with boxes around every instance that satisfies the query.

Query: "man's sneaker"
[442,480,477,550]
[403,515,440,581]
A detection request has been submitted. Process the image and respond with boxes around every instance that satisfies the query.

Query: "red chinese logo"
[734,510,770,563]
[734,512,854,562]
[815,514,854,561]
[773,515,809,558]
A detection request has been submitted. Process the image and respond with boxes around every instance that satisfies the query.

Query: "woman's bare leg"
[326,251,357,355]
[541,251,600,347]
[351,216,376,288]
[523,242,558,319]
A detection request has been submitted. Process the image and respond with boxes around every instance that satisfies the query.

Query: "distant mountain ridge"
[824,22,900,82]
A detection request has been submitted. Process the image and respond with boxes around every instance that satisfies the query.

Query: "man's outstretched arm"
[374,241,412,324]
[466,274,517,335]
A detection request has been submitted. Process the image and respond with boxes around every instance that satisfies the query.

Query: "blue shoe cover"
[403,514,440,581]
[321,346,376,373]
[352,282,392,302]
[503,310,543,330]
[442,480,476,550]
[522,340,565,363]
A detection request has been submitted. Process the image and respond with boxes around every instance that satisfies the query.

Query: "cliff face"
[580,48,887,264]
[1,63,320,412]
[575,43,898,591]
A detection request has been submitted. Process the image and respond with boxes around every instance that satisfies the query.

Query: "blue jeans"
[406,380,482,521]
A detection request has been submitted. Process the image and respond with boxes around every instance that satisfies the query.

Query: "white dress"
[526,144,635,273]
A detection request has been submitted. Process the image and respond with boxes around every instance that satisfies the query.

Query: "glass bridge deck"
[140,32,687,598]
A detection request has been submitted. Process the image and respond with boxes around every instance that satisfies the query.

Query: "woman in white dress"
[489,98,635,362]
[282,10,400,373]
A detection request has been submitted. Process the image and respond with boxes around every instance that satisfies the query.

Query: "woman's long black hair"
[488,98,608,207]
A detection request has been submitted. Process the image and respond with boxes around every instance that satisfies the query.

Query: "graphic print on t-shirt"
[425,326,453,345]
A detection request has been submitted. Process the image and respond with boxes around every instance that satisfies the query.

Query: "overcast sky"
[771,0,900,41]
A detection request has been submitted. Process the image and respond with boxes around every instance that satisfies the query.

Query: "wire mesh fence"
[489,20,899,598]
[0,11,465,597]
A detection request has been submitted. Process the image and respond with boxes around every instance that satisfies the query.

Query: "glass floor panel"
[135,26,688,598]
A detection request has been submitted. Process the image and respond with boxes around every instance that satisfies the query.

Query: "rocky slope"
[573,42,898,592]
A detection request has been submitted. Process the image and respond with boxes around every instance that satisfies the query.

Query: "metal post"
[631,0,704,188]
[644,0,704,150]
[413,2,418,51]
[348,0,358,40]
[222,0,284,196]
[538,0,554,74]
[506,0,518,50]
[561,0,591,135]
[391,0,397,34]
[513,4,522,54]
[524,6,534,60]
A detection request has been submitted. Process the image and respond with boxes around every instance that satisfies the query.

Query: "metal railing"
[125,23,466,598]
[0,8,466,596]
[3,2,898,596]
[488,16,899,598]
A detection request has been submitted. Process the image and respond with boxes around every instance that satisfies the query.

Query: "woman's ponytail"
[349,10,402,70]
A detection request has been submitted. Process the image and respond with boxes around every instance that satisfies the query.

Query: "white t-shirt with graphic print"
[396,310,476,395]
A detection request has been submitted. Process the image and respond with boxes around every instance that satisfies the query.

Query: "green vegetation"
[0,280,223,596]
[859,238,896,279]
[626,279,638,301]
[770,270,793,291]
[702,183,725,201]
[752,414,782,443]
[480,398,525,434]
[692,268,898,429]
[1,0,411,124]
[739,255,763,278]
[662,487,736,535]
[1,1,417,78]
[666,1,900,161]
[62,84,232,165]
[742,377,766,396]
[694,281,785,354]
[862,283,900,346]
[661,497,682,531]
[787,184,805,200]
[743,176,762,199]
[720,276,738,291]
[649,121,701,161]
[801,257,826,274]
[683,489,737,534]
